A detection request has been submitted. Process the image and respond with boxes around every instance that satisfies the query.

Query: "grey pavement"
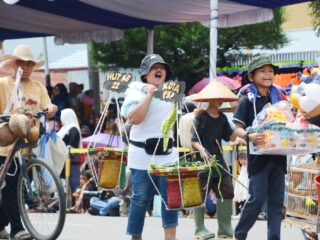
[55,214,303,240]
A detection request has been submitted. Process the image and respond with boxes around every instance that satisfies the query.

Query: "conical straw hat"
[193,80,238,102]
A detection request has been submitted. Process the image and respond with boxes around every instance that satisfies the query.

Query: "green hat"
[247,56,278,74]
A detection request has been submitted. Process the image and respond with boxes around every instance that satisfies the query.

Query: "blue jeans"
[234,160,285,240]
[127,169,178,237]
[90,196,120,216]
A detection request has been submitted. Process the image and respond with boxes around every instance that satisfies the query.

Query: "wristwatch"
[243,132,249,142]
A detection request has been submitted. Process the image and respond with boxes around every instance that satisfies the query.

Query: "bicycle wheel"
[17,158,66,240]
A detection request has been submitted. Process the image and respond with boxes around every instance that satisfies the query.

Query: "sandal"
[11,230,33,240]
[66,208,81,214]
[0,229,10,239]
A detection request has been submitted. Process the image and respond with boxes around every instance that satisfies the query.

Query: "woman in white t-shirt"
[121,54,178,240]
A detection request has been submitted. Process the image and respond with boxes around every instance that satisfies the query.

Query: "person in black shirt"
[191,81,242,239]
[233,56,287,240]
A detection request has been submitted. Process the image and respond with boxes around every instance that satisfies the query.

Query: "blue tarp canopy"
[0,0,309,43]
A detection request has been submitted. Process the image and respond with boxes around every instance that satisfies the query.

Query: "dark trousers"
[200,175,234,200]
[234,160,285,240]
[0,156,24,236]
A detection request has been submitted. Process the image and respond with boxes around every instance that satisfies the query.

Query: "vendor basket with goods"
[247,121,320,156]
[71,147,127,190]
[148,156,219,210]
[81,71,133,190]
[247,101,320,156]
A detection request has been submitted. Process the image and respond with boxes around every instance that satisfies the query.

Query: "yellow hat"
[2,45,44,70]
[193,80,238,102]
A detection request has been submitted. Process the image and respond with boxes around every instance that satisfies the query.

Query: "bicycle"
[0,109,66,240]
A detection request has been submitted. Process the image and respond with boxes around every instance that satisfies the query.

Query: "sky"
[2,36,86,63]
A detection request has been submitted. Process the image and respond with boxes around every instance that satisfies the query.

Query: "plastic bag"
[252,101,294,127]
[34,130,68,175]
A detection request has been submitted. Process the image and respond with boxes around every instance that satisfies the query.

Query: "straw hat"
[218,102,237,112]
[2,45,45,70]
[192,80,238,102]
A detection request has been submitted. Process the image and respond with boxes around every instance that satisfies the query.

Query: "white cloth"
[124,99,178,170]
[80,0,273,28]
[178,112,195,149]
[57,108,82,148]
[234,165,249,202]
[121,82,159,118]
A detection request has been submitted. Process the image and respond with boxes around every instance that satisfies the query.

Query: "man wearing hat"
[121,54,178,240]
[0,45,57,240]
[233,56,287,240]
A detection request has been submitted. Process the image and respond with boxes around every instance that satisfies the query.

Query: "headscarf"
[51,83,70,120]
[57,108,82,147]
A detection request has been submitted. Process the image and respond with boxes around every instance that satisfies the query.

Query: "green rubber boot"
[193,207,215,240]
[217,199,233,239]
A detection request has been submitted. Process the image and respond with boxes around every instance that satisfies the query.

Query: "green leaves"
[161,103,177,151]
[309,1,320,37]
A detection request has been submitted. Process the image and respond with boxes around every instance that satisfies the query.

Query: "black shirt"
[62,127,80,148]
[191,111,233,177]
[233,95,287,177]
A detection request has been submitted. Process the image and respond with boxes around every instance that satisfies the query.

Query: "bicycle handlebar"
[0,108,49,122]
[34,108,49,118]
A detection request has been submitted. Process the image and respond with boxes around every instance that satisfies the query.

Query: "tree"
[217,8,287,66]
[309,1,320,37]
[92,9,287,90]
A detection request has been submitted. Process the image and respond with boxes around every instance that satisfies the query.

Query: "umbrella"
[82,133,124,148]
[188,78,209,95]
[216,76,241,91]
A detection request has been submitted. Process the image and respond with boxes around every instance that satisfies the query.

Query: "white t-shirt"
[127,100,178,170]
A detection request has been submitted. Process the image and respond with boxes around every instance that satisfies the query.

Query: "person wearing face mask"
[121,54,178,240]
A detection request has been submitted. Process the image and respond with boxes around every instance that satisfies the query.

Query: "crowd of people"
[1,44,320,240]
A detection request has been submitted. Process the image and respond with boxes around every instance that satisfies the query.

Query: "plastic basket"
[167,173,203,209]
[98,151,127,189]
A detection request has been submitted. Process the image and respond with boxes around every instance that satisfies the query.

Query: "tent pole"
[87,42,100,115]
[42,37,51,87]
[147,29,154,54]
[209,0,218,80]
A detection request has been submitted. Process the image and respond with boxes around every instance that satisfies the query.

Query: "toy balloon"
[304,83,320,104]
[3,0,19,4]
[299,96,318,113]
[289,92,301,109]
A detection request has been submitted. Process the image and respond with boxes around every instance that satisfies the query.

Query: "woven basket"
[98,151,127,189]
[167,173,202,209]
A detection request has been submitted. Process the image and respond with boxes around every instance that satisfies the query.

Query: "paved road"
[56,214,303,240]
